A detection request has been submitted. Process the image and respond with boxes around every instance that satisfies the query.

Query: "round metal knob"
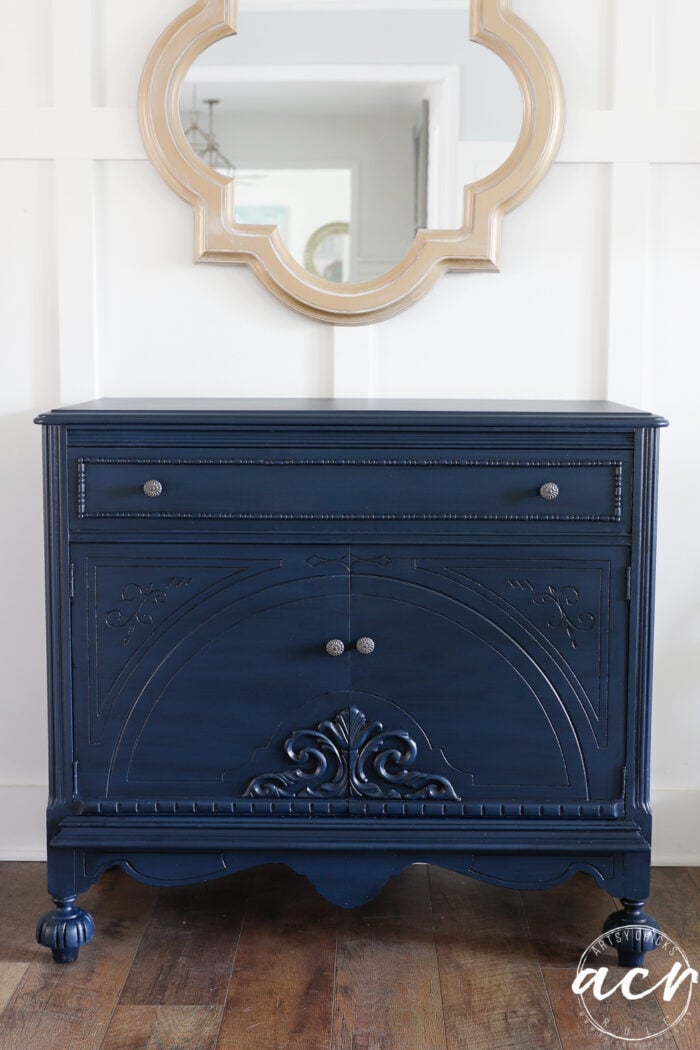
[143,479,163,498]
[325,639,345,657]
[355,637,375,656]
[539,482,559,502]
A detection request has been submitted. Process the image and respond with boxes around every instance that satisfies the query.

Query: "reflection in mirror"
[179,1,523,285]
[305,222,351,283]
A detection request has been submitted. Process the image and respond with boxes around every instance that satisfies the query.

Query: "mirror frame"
[138,0,564,324]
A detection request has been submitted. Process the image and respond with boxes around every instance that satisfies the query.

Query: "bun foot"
[36,897,94,964]
[602,898,660,968]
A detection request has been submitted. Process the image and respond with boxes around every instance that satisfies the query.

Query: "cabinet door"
[346,547,629,807]
[71,545,350,800]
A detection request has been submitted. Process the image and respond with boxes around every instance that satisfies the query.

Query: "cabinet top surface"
[35,398,667,428]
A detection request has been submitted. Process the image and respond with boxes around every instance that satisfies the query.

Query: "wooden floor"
[0,864,698,1049]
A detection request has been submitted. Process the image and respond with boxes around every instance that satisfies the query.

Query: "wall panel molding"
[54,158,99,404]
[603,0,656,407]
[604,163,652,406]
[50,0,99,403]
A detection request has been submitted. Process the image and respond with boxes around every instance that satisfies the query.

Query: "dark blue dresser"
[34,399,667,965]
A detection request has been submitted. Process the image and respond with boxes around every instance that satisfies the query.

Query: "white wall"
[1,0,699,862]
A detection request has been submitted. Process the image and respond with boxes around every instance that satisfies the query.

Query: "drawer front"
[72,452,627,528]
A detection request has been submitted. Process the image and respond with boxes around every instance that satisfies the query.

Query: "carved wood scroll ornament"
[244,705,459,801]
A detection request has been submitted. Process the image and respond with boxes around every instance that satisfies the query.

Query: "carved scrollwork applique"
[105,576,192,645]
[532,585,595,650]
[507,579,596,650]
[244,705,459,802]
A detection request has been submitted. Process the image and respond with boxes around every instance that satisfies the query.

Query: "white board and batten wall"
[1,0,698,862]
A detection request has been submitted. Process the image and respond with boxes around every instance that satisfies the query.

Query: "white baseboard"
[0,786,48,860]
[0,785,698,865]
[649,789,700,864]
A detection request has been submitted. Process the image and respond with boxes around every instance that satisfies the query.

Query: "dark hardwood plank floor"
[0,864,698,1049]
[332,865,447,1050]
[216,866,337,1050]
[430,866,561,1049]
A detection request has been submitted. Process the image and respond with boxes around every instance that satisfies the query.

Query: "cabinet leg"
[36,896,94,964]
[602,898,660,968]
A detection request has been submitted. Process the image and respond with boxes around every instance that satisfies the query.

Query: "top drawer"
[71,451,629,531]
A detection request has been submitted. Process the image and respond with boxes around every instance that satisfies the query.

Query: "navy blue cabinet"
[34,400,666,965]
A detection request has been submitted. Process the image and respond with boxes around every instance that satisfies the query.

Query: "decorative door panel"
[71,545,351,799]
[349,587,584,799]
[346,547,629,805]
[230,545,630,813]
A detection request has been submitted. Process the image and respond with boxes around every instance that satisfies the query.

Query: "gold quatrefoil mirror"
[139,0,564,324]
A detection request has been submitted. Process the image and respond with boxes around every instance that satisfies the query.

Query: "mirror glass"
[179,1,522,285]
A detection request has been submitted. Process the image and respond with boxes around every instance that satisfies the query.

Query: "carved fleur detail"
[105,576,191,645]
[244,705,459,802]
[532,585,595,650]
[305,553,393,571]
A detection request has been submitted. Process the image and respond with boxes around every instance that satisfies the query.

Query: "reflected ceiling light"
[182,92,235,175]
